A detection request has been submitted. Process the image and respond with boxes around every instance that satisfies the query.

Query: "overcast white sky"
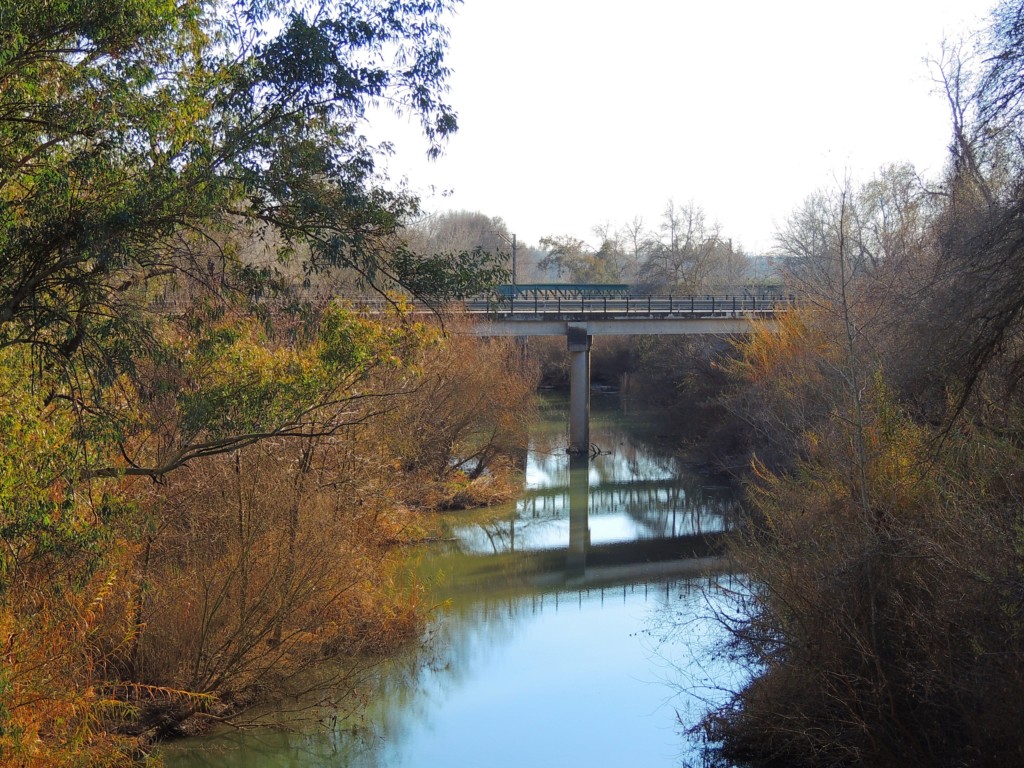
[372,0,998,254]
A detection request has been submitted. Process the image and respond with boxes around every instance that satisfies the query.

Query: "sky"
[371,0,999,254]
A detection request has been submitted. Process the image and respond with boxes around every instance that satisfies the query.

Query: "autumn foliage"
[0,0,529,762]
[692,19,1024,758]
[0,300,536,763]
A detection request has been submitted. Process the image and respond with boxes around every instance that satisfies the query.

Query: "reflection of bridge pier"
[567,453,590,575]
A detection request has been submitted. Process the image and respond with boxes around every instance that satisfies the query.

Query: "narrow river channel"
[163,393,744,767]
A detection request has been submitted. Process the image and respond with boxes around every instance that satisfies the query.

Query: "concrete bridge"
[461,289,790,453]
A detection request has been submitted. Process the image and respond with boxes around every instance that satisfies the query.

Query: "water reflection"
[164,577,741,768]
[443,393,736,591]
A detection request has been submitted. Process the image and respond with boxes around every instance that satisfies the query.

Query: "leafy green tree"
[389,245,509,302]
[398,210,514,297]
[0,0,497,469]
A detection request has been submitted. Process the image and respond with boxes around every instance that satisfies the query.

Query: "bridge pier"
[567,324,591,454]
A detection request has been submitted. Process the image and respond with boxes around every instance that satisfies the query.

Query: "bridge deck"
[149,291,789,338]
[468,316,769,336]
[461,294,789,336]
[152,291,792,326]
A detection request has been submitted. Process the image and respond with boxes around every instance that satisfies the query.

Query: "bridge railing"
[460,293,798,318]
[495,283,631,300]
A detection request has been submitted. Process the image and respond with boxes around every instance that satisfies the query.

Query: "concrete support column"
[567,324,592,454]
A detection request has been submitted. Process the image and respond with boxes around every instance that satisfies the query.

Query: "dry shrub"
[78,326,537,737]
[99,433,428,735]
[431,455,521,510]
[700,385,1024,768]
[376,326,538,503]
[0,563,165,767]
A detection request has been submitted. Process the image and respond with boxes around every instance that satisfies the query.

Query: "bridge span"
[462,292,789,336]
[461,290,789,453]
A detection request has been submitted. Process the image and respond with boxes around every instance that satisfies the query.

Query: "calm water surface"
[163,394,744,768]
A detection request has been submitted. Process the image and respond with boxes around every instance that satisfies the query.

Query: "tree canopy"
[1,0,464,395]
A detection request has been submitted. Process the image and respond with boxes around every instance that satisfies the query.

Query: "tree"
[638,200,738,292]
[0,0,487,473]
[620,215,653,281]
[0,0,463,416]
[0,1,476,759]
[856,164,932,266]
[403,210,511,255]
[774,167,935,333]
[397,210,513,300]
[538,235,623,283]
[921,3,1024,409]
[697,177,1024,765]
[690,8,1024,761]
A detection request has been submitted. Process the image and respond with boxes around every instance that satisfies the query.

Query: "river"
[162,393,744,767]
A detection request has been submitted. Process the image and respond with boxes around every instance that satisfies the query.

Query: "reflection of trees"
[474,517,513,554]
[472,513,559,554]
[621,479,739,539]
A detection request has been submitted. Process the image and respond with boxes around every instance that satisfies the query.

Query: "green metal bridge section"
[495,283,631,299]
